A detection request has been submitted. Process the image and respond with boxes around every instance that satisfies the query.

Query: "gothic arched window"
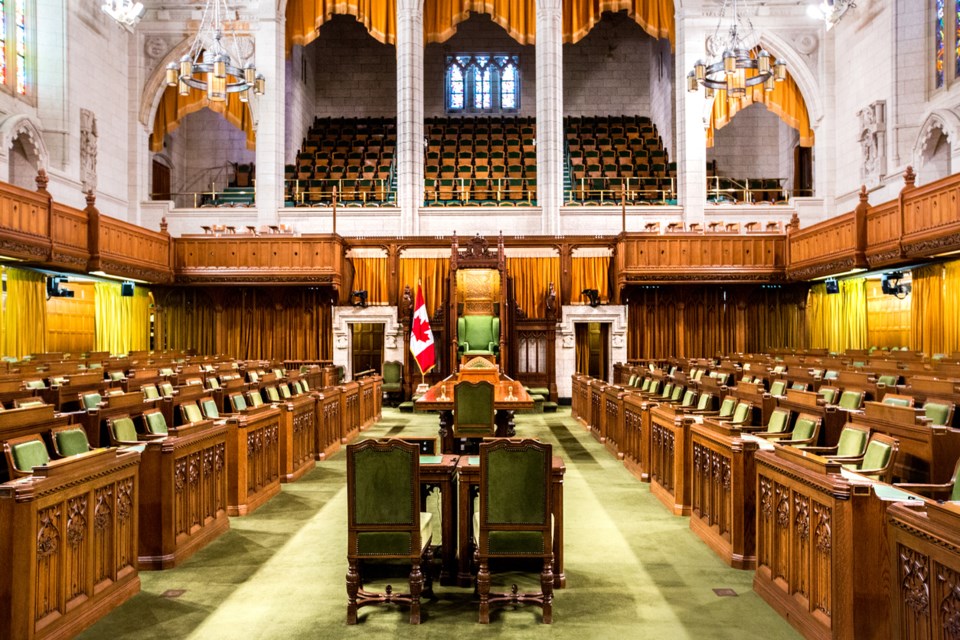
[445,54,520,114]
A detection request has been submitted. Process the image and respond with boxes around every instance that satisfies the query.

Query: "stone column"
[536,0,564,234]
[674,13,707,227]
[255,10,286,226]
[396,0,424,235]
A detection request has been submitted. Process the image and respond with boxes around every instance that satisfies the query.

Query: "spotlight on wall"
[581,288,601,307]
[824,278,839,294]
[881,271,911,300]
[120,281,135,297]
[351,290,368,308]
[46,276,75,299]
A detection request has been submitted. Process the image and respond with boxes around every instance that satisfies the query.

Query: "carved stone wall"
[858,100,886,188]
[556,304,627,398]
[332,305,404,380]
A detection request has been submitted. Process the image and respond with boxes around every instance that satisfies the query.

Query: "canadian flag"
[410,282,436,374]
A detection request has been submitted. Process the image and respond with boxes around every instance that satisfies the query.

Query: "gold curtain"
[571,256,611,305]
[398,258,449,318]
[806,278,867,353]
[944,261,960,354]
[910,265,943,355]
[707,67,813,148]
[562,0,675,46]
[627,285,808,360]
[424,0,536,44]
[155,288,333,360]
[575,323,590,374]
[351,257,389,305]
[150,84,255,152]
[3,267,47,359]
[94,283,152,355]
[286,0,397,51]
[506,257,560,319]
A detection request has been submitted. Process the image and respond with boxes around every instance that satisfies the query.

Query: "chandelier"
[686,0,785,98]
[165,0,264,103]
[806,0,856,30]
[101,0,145,30]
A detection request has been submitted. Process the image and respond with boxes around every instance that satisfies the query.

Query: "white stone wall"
[170,109,256,196]
[649,36,675,160]
[562,13,652,118]
[309,15,397,118]
[286,45,316,164]
[706,103,789,185]
[423,14,536,118]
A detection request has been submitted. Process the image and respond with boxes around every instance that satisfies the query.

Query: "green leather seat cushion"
[143,385,160,399]
[924,402,951,426]
[82,393,102,409]
[356,512,433,555]
[836,429,867,457]
[838,391,861,410]
[767,409,789,434]
[382,382,402,392]
[55,429,90,456]
[791,418,816,442]
[184,403,203,423]
[202,399,219,419]
[12,440,50,471]
[526,387,550,397]
[113,417,138,442]
[862,440,892,470]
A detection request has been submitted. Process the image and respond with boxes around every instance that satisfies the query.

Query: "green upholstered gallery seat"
[160,382,175,397]
[475,439,554,624]
[52,427,92,457]
[819,387,839,405]
[279,384,292,399]
[457,315,500,357]
[877,374,899,387]
[142,384,160,400]
[660,382,674,399]
[454,381,495,438]
[669,385,683,402]
[923,401,954,427]
[382,361,403,396]
[265,386,281,403]
[246,391,264,408]
[5,436,51,477]
[841,434,899,482]
[229,393,248,412]
[757,413,821,445]
[838,390,864,410]
[763,408,791,434]
[646,380,662,396]
[293,381,304,394]
[346,439,432,625]
[200,397,220,419]
[108,415,140,445]
[143,410,169,435]
[680,389,697,408]
[717,397,736,419]
[769,380,787,396]
[207,377,221,390]
[81,392,102,410]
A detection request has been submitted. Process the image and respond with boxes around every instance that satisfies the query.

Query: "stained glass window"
[0,0,6,87]
[955,0,960,78]
[445,54,520,114]
[937,0,945,88]
[14,0,23,94]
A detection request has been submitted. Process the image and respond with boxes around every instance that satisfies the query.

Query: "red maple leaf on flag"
[412,315,430,342]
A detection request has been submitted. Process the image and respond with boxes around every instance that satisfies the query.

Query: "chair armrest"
[798,445,838,455]
[488,341,498,353]
[138,433,167,442]
[825,454,865,463]
[459,341,470,351]
[752,431,793,439]
[689,409,720,416]
[894,482,953,498]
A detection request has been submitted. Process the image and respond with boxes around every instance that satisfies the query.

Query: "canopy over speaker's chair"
[453,381,495,438]
[458,316,500,358]
[475,439,554,624]
[382,360,403,406]
[346,439,433,625]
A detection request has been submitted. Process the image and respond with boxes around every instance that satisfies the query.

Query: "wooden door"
[152,159,171,200]
[352,323,384,375]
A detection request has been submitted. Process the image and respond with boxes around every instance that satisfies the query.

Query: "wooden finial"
[858,184,869,202]
[787,212,800,232]
[903,165,916,190]
[85,190,96,208]
[159,217,169,234]
[35,168,49,194]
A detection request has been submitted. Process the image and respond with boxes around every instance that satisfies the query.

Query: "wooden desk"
[455,454,566,589]
[418,454,459,585]
[649,405,696,515]
[414,377,533,454]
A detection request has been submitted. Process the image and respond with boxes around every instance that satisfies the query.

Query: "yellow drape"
[398,258,449,318]
[3,267,47,359]
[806,279,868,353]
[562,0,675,47]
[944,261,960,354]
[94,283,152,356]
[150,84,255,152]
[424,0,536,45]
[707,67,813,148]
[286,0,397,52]
[506,257,560,319]
[351,257,389,305]
[571,256,611,305]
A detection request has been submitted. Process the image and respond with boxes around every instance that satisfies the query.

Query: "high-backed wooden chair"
[3,434,51,477]
[453,381,495,438]
[475,439,554,624]
[346,439,433,625]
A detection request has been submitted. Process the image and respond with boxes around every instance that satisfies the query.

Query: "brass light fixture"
[686,0,785,98]
[164,0,264,103]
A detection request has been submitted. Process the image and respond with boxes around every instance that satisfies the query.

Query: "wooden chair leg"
[478,560,491,624]
[346,560,360,624]
[409,559,423,624]
[422,544,435,599]
[541,559,554,624]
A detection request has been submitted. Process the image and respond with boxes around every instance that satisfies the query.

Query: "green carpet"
[78,408,800,639]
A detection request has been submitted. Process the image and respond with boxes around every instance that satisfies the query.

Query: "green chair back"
[861,439,894,472]
[454,381,495,437]
[108,371,124,381]
[480,439,551,554]
[301,379,310,392]
[293,381,304,394]
[207,378,221,390]
[640,378,652,392]
[769,380,786,396]
[627,374,638,387]
[731,402,751,424]
[924,401,953,426]
[143,384,160,400]
[791,382,807,391]
[273,368,285,379]
[878,375,898,386]
[836,428,868,457]
[696,393,712,411]
[144,411,168,435]
[680,390,697,407]
[160,382,175,396]
[265,386,280,402]
[111,417,139,443]
[23,379,45,390]
[838,391,863,410]
[201,398,219,419]
[81,392,102,409]
[648,380,661,396]
[249,371,260,383]
[54,428,90,457]
[159,367,175,377]
[883,395,912,407]
[766,409,790,434]
[382,361,403,392]
[230,393,248,412]
[348,440,419,555]
[11,439,50,471]
[791,416,818,442]
[16,399,44,408]
[718,397,736,418]
[824,370,839,380]
[183,402,203,423]
[279,384,292,399]
[246,391,264,407]
[819,387,838,404]
[661,382,674,399]
[670,385,683,402]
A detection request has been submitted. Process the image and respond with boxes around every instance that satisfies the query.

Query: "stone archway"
[913,109,960,186]
[0,114,49,187]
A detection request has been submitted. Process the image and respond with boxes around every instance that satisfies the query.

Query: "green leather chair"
[882,394,914,407]
[200,397,220,420]
[744,407,791,434]
[877,374,899,387]
[898,457,960,500]
[835,434,899,482]
[142,384,160,400]
[669,385,684,403]
[180,401,204,424]
[802,424,870,460]
[80,392,103,410]
[382,360,404,405]
[265,386,281,403]
[107,415,141,446]
[837,390,864,410]
[246,391,264,408]
[756,413,821,446]
[229,393,248,412]
[279,384,292,399]
[3,435,51,477]
[454,381,495,438]
[159,382,175,397]
[769,380,787,396]
[207,377,221,390]
[923,400,955,427]
[679,389,698,408]
[51,426,92,457]
[142,409,169,435]
[819,386,839,405]
[475,439,554,624]
[346,439,432,625]
[457,315,500,358]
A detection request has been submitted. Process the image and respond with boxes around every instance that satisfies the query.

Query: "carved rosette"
[215,443,225,472]
[775,489,790,529]
[37,508,61,558]
[693,443,702,473]
[66,497,87,546]
[117,479,134,523]
[203,449,214,475]
[188,454,200,486]
[95,487,113,530]
[899,545,930,617]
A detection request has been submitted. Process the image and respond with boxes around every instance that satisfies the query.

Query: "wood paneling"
[277,394,317,483]
[225,406,281,516]
[787,211,865,280]
[902,172,960,258]
[0,182,51,261]
[49,203,89,272]
[865,200,903,267]
[95,215,173,283]
[46,281,96,354]
[866,279,910,349]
